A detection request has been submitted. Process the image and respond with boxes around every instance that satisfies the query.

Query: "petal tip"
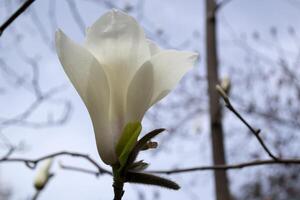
[55,30,62,54]
[89,9,132,33]
[109,9,134,21]
[184,51,200,65]
[55,29,65,45]
[191,52,200,63]
[112,8,119,13]
[55,28,63,37]
[112,8,127,15]
[55,29,68,56]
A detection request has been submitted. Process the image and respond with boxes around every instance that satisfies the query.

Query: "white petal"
[55,30,116,164]
[56,30,90,99]
[126,62,154,123]
[85,10,151,136]
[85,10,150,72]
[149,50,199,105]
[147,39,162,56]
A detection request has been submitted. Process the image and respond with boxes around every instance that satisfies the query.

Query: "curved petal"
[147,39,162,56]
[126,62,154,123]
[85,10,150,72]
[56,30,91,99]
[55,30,116,164]
[85,10,151,136]
[149,50,199,105]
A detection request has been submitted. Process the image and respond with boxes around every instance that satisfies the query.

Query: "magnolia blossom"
[55,10,198,165]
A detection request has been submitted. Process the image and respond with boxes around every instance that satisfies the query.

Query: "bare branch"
[0,146,15,160]
[66,0,86,35]
[59,162,103,177]
[58,158,300,176]
[216,0,233,11]
[147,159,300,174]
[28,6,51,49]
[0,0,36,37]
[31,174,54,200]
[0,151,112,175]
[0,85,69,127]
[217,85,279,160]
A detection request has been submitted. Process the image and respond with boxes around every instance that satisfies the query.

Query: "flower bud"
[221,76,231,95]
[34,159,53,190]
[216,84,229,104]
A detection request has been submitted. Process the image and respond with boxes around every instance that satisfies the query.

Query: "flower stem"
[113,177,124,200]
[112,165,124,200]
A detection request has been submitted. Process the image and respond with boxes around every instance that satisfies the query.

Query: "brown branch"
[147,159,300,174]
[226,100,279,160]
[59,162,105,177]
[32,174,54,200]
[0,151,112,175]
[0,0,36,37]
[58,158,300,176]
[0,146,15,160]
[216,85,279,160]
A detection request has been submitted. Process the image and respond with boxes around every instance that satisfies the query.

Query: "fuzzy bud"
[221,76,231,95]
[34,159,53,190]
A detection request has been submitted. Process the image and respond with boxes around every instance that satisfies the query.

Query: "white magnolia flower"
[55,10,198,165]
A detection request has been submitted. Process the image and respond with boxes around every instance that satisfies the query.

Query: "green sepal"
[141,141,158,151]
[129,160,149,171]
[115,122,142,167]
[125,171,180,190]
[126,128,165,166]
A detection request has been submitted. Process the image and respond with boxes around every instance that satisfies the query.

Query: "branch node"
[25,161,37,169]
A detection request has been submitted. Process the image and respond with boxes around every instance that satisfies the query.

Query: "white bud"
[34,159,53,190]
[220,76,231,95]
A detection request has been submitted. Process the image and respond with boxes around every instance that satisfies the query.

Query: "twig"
[31,189,41,200]
[58,158,300,176]
[0,151,112,175]
[0,85,70,127]
[226,100,279,160]
[216,85,279,160]
[59,162,105,177]
[0,146,15,160]
[66,0,86,34]
[0,0,36,37]
[216,0,233,11]
[147,159,300,174]
[32,174,54,200]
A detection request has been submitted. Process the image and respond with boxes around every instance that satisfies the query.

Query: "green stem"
[112,165,124,200]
